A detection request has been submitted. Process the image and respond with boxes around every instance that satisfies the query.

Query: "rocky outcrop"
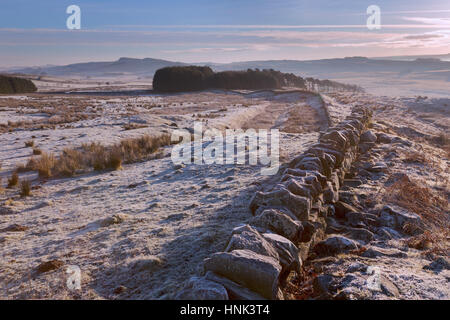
[176,105,373,300]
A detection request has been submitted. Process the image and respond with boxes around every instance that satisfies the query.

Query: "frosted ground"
[0,78,448,299]
[0,87,327,299]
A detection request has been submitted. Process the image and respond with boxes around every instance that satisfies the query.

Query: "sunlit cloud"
[403,17,450,25]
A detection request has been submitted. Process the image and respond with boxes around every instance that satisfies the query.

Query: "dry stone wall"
[176,105,373,300]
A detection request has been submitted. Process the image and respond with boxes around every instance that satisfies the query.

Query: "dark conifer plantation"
[0,75,37,94]
[153,66,307,92]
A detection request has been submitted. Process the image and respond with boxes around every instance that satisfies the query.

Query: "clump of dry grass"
[384,174,449,253]
[7,172,19,188]
[25,134,172,178]
[20,179,31,197]
[115,134,171,163]
[25,140,35,147]
[385,174,447,227]
[107,152,123,170]
[56,148,84,177]
[32,148,42,155]
[406,230,449,255]
[27,152,56,178]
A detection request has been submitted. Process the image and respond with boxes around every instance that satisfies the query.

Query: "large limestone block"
[250,208,304,243]
[204,249,281,299]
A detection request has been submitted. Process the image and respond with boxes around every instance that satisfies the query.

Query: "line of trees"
[0,75,37,94]
[305,77,363,93]
[153,66,307,92]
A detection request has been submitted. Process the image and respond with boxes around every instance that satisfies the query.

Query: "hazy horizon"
[3,52,450,71]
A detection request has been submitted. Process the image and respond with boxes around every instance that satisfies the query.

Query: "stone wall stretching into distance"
[176,104,373,300]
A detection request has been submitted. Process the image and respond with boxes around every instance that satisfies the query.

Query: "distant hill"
[372,53,450,61]
[8,57,187,77]
[209,56,450,79]
[4,55,450,83]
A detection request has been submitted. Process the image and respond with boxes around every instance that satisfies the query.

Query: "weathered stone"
[299,221,315,243]
[346,262,368,273]
[329,172,340,192]
[203,249,281,299]
[314,148,344,167]
[423,257,450,272]
[323,182,339,204]
[345,211,367,228]
[262,233,301,277]
[344,227,374,243]
[284,178,311,198]
[283,168,327,186]
[313,274,334,297]
[320,130,347,151]
[314,235,358,257]
[380,275,400,297]
[295,156,326,174]
[250,209,303,243]
[322,153,336,170]
[379,205,423,234]
[360,130,377,143]
[231,224,264,235]
[343,178,363,187]
[334,201,358,219]
[204,271,265,300]
[175,276,229,300]
[304,175,322,195]
[225,226,279,261]
[366,162,388,172]
[376,132,393,144]
[376,226,402,240]
[249,187,310,221]
[344,129,359,146]
[361,246,407,259]
[359,142,375,154]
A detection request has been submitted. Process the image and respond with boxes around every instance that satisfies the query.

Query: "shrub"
[24,134,172,177]
[107,151,123,170]
[20,180,31,197]
[25,140,35,147]
[27,152,56,178]
[7,172,19,188]
[384,174,448,229]
[56,148,84,177]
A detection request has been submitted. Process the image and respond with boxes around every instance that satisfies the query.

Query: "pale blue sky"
[1,0,449,67]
